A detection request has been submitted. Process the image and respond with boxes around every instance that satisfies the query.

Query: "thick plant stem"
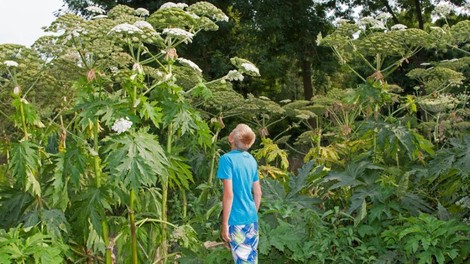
[93,119,112,264]
[161,123,173,264]
[102,220,112,264]
[93,119,102,188]
[130,188,138,264]
[19,101,28,140]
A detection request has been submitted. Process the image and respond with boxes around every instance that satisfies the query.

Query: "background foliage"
[1,0,469,263]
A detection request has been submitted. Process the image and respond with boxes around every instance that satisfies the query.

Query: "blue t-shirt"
[217,150,259,225]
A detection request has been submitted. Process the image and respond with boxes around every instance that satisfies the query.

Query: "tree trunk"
[300,58,313,100]
[414,0,424,29]
[382,0,400,24]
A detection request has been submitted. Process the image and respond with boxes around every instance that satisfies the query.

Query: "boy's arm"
[221,179,233,242]
[252,180,262,211]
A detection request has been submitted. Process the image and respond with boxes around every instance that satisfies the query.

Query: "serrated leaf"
[104,130,168,189]
[9,141,42,196]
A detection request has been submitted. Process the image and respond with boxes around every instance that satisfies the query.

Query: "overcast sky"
[0,0,65,47]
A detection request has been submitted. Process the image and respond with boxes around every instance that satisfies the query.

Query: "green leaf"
[139,98,163,128]
[104,129,168,189]
[9,141,42,196]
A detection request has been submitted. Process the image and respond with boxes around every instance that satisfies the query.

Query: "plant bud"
[87,68,96,81]
[13,86,21,95]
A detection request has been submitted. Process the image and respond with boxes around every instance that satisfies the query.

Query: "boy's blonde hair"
[231,124,256,151]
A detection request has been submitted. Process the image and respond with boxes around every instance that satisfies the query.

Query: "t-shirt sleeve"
[216,155,232,180]
[253,158,259,182]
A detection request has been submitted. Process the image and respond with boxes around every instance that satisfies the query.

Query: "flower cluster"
[241,62,260,76]
[162,28,194,43]
[160,2,188,10]
[109,23,143,34]
[433,2,453,17]
[376,12,392,21]
[134,8,149,16]
[133,21,154,31]
[86,6,105,14]
[358,16,385,30]
[3,60,18,67]
[92,15,108,19]
[177,58,202,73]
[224,70,244,81]
[111,117,133,134]
[391,24,408,31]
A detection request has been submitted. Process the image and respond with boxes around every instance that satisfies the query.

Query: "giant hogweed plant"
[0,2,261,263]
[317,13,470,145]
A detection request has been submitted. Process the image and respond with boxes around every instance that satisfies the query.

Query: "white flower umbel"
[213,13,229,22]
[111,117,133,134]
[391,24,407,31]
[259,96,270,101]
[225,70,244,81]
[359,16,382,28]
[376,12,392,21]
[133,21,154,31]
[135,8,150,16]
[92,15,108,19]
[162,28,194,43]
[85,6,105,14]
[433,2,452,17]
[241,62,260,76]
[280,99,292,104]
[160,2,188,10]
[4,60,18,67]
[177,58,202,73]
[109,23,143,34]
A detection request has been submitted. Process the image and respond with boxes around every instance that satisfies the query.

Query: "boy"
[217,124,262,263]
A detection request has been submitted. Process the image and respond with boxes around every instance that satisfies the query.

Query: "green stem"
[182,189,187,219]
[130,188,138,264]
[160,123,173,264]
[19,100,28,140]
[93,119,101,188]
[92,119,111,264]
[102,220,112,264]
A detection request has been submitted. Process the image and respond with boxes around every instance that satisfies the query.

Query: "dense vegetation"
[0,1,469,263]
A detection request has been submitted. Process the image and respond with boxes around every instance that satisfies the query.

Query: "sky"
[0,0,65,47]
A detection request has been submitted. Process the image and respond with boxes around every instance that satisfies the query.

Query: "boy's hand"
[221,224,230,242]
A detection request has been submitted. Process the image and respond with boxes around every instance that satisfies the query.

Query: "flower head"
[4,60,18,67]
[224,70,244,81]
[134,8,149,16]
[133,21,154,31]
[160,2,188,10]
[359,16,382,28]
[177,58,202,73]
[391,24,407,31]
[109,23,143,35]
[92,15,108,19]
[213,13,229,22]
[241,62,260,76]
[85,6,105,14]
[111,117,133,134]
[433,2,452,17]
[376,12,392,21]
[162,28,194,43]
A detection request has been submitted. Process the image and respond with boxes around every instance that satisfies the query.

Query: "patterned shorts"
[229,222,259,264]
